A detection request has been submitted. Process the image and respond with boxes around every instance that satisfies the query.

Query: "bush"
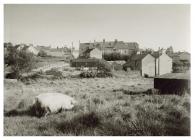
[45,68,63,79]
[5,45,36,79]
[55,112,101,135]
[80,71,97,78]
[97,59,112,72]
[173,61,190,73]
[38,50,48,57]
[111,62,123,71]
[80,70,112,78]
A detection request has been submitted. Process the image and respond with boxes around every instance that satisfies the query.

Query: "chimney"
[114,39,118,43]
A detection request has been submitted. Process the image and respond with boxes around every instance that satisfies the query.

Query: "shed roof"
[70,58,100,67]
[155,71,190,80]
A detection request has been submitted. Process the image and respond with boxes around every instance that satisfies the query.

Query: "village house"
[36,46,72,58]
[124,53,156,77]
[89,48,102,59]
[154,51,173,76]
[79,43,94,58]
[26,45,39,55]
[140,54,156,77]
[17,44,39,55]
[72,50,79,59]
[79,39,139,60]
[124,50,173,77]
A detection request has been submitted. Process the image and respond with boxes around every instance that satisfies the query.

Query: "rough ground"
[4,71,190,136]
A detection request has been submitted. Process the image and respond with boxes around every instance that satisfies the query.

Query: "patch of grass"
[45,68,63,79]
[4,72,190,136]
[92,97,104,105]
[55,112,101,135]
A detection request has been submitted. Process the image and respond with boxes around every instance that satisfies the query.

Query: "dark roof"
[155,71,190,80]
[84,48,94,54]
[71,58,98,62]
[70,58,112,69]
[70,58,100,67]
[82,41,139,50]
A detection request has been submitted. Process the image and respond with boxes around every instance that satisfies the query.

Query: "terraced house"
[79,39,139,60]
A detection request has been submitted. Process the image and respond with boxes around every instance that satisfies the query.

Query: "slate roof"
[80,41,138,50]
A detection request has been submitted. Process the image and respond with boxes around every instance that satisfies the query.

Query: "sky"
[4,4,190,51]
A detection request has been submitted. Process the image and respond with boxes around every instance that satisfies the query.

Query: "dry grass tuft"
[4,71,190,136]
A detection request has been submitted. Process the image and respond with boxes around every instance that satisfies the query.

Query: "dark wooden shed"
[70,58,100,68]
[70,58,112,71]
[154,71,190,95]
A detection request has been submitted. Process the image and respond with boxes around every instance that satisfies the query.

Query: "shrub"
[5,45,36,79]
[80,71,96,78]
[37,50,48,57]
[111,62,123,71]
[80,70,112,78]
[56,112,101,135]
[20,71,43,83]
[45,68,63,79]
[97,59,112,72]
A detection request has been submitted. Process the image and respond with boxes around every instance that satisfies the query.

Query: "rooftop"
[155,71,190,80]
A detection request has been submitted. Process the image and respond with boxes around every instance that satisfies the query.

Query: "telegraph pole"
[158,47,160,76]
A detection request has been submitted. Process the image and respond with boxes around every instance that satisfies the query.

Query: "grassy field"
[4,70,190,136]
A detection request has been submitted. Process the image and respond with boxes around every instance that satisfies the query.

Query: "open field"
[4,71,190,136]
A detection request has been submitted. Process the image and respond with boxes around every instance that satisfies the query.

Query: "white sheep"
[31,93,77,117]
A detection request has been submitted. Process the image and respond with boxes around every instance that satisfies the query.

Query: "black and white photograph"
[3,3,191,136]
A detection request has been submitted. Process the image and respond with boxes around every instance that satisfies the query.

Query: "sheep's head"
[29,99,47,117]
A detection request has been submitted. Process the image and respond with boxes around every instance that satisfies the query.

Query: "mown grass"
[4,71,190,136]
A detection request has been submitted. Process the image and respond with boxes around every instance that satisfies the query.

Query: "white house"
[16,44,39,55]
[72,50,79,59]
[155,53,172,75]
[89,48,102,59]
[26,45,39,55]
[141,54,156,77]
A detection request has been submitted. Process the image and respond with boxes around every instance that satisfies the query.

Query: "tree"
[38,50,48,57]
[166,46,174,55]
[5,44,36,79]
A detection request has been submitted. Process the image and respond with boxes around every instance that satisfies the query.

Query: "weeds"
[55,112,101,135]
[4,72,190,136]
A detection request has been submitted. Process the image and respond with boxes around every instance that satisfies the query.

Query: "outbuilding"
[125,53,156,77]
[89,48,102,59]
[154,71,190,94]
[154,52,173,75]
